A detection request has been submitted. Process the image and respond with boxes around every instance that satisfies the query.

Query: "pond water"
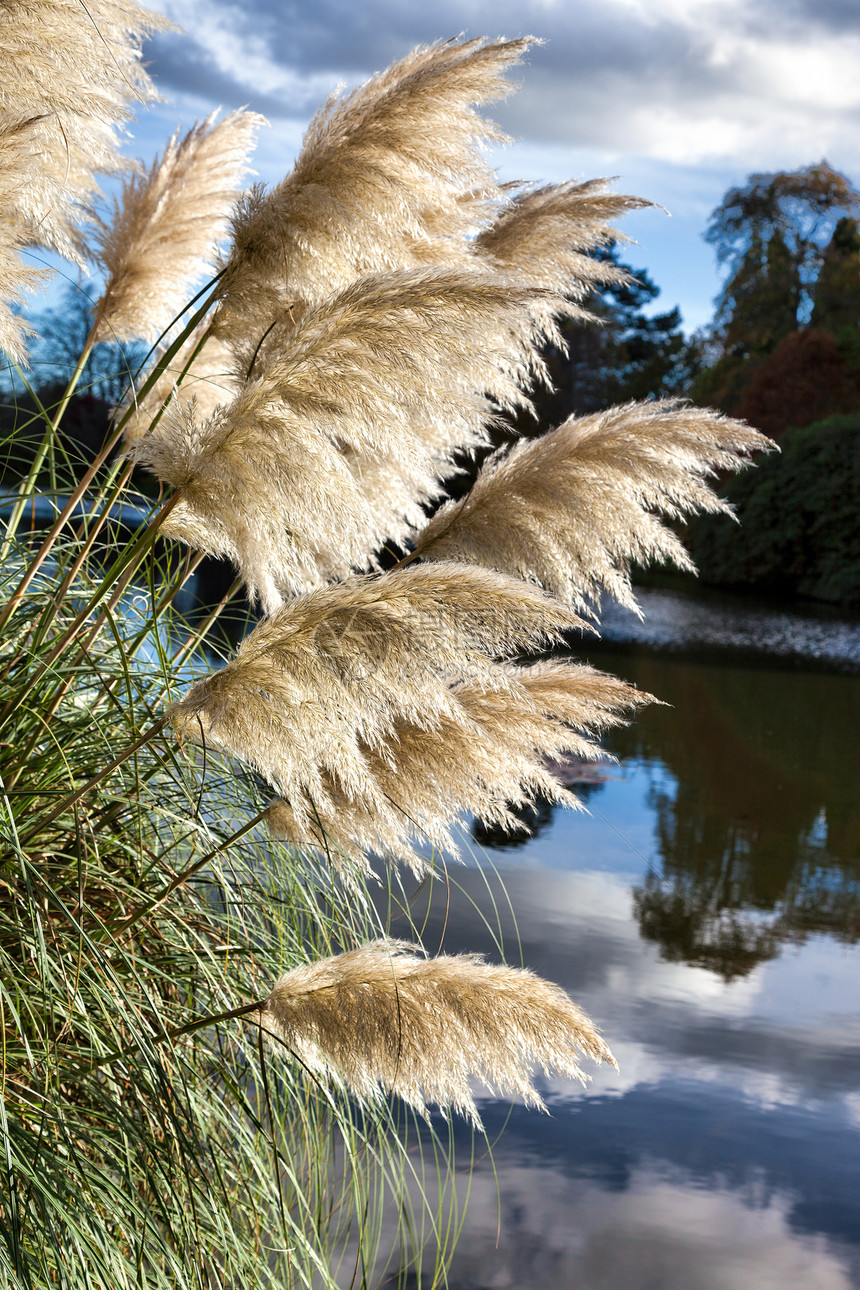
[376,587,860,1290]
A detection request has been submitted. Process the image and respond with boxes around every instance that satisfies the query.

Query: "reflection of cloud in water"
[435,1163,856,1290]
[398,1082,860,1288]
[392,866,860,1108]
[341,1080,860,1288]
[370,640,860,1287]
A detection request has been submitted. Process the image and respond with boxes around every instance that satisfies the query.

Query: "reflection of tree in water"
[472,798,556,850]
[596,650,860,979]
[471,771,604,850]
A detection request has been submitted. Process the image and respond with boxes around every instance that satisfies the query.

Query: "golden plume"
[0,0,171,263]
[212,36,533,340]
[0,119,48,359]
[169,565,586,820]
[91,110,265,342]
[132,269,553,611]
[258,941,617,1125]
[475,178,653,344]
[412,400,776,614]
[265,660,651,873]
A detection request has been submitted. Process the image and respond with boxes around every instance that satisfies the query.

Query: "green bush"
[688,412,860,608]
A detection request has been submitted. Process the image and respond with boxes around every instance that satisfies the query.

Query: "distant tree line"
[693,161,860,435]
[686,162,860,609]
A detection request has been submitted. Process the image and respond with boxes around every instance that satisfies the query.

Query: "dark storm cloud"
[765,0,860,34]
[147,0,749,154]
[152,0,742,116]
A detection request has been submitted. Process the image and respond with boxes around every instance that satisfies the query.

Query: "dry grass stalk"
[212,36,533,341]
[133,269,554,610]
[413,400,775,614]
[0,0,171,265]
[169,565,586,822]
[259,941,617,1125]
[91,110,265,342]
[265,660,652,872]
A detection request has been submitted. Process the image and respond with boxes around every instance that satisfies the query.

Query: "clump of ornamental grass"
[0,13,775,1290]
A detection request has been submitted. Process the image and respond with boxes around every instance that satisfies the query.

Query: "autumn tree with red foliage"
[693,163,860,428]
[735,328,860,437]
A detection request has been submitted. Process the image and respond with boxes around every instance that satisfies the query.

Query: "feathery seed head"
[170,565,588,826]
[119,328,238,447]
[211,36,535,340]
[258,941,617,1125]
[265,660,652,872]
[0,120,49,359]
[91,109,265,342]
[0,0,172,262]
[413,400,776,615]
[133,268,558,610]
[476,179,654,347]
[0,0,171,353]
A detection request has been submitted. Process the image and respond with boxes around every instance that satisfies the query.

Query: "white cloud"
[134,0,860,327]
[356,1158,857,1290]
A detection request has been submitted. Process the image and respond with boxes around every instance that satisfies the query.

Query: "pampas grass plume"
[135,268,555,610]
[259,941,617,1125]
[213,36,533,339]
[265,660,652,872]
[413,400,776,614]
[476,179,653,343]
[170,564,586,818]
[0,0,172,354]
[0,120,48,359]
[92,109,265,342]
[0,0,172,263]
[119,326,238,446]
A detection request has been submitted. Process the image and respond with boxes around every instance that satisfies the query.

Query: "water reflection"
[601,651,860,979]
[362,625,860,1289]
[599,582,860,671]
[380,864,860,1288]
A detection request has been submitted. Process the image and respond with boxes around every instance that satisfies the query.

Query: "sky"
[127,0,860,333]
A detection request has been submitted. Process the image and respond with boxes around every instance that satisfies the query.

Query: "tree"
[30,284,145,404]
[705,161,860,328]
[811,215,860,338]
[693,163,860,423]
[735,329,860,437]
[529,244,696,428]
[686,412,860,608]
[716,230,800,359]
